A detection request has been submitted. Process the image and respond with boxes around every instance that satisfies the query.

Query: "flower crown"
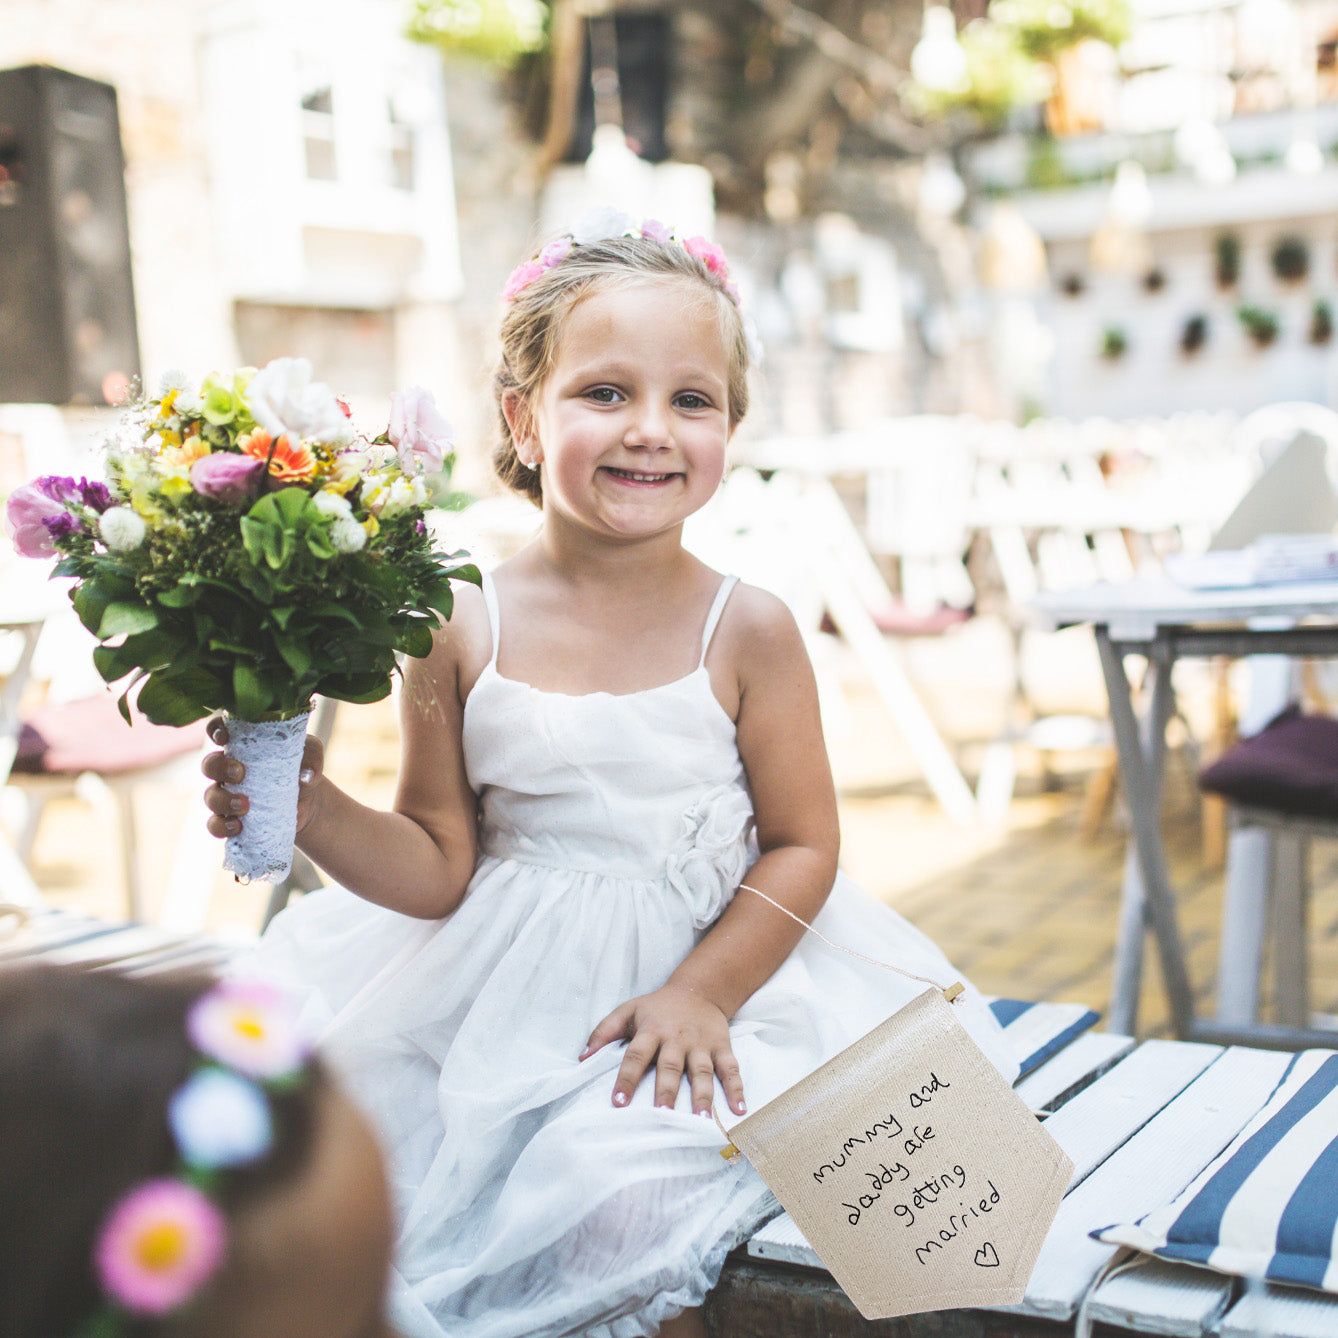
[503,209,741,307]
[77,980,313,1338]
[502,209,762,363]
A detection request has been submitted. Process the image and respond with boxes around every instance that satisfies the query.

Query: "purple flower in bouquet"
[44,511,82,542]
[387,386,454,475]
[79,479,114,512]
[190,453,265,504]
[6,481,73,558]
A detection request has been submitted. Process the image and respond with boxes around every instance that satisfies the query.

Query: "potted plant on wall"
[1237,304,1281,347]
[1180,314,1208,355]
[1270,236,1309,283]
[1100,325,1129,359]
[1310,298,1334,345]
[1214,234,1241,289]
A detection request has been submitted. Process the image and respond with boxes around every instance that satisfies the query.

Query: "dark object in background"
[1200,705,1338,820]
[0,65,140,405]
[566,13,669,164]
[1180,313,1208,355]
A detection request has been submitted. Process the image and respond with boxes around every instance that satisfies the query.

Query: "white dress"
[244,573,1017,1338]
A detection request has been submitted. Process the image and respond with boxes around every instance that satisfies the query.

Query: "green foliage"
[1310,299,1333,346]
[989,0,1133,62]
[912,18,1052,127]
[912,0,1131,127]
[1214,234,1241,288]
[1099,325,1128,360]
[1236,304,1281,347]
[405,0,548,65]
[55,491,478,726]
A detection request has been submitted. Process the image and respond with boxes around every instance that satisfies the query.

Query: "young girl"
[0,963,397,1338]
[203,224,1017,1338]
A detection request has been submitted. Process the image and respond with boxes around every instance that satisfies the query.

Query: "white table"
[1030,576,1338,1047]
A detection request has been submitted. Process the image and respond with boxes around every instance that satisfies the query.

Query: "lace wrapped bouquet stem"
[6,358,478,884]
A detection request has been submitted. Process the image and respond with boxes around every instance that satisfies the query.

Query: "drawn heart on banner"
[974,1243,1001,1268]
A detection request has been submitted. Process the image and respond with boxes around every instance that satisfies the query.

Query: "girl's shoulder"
[709,576,809,682]
[718,577,803,642]
[430,578,494,702]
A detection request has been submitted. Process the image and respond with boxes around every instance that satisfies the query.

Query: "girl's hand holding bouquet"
[5,358,478,882]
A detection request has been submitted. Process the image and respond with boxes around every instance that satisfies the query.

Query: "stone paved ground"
[15,611,1338,1040]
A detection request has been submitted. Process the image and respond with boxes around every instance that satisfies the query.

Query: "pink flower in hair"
[503,261,545,303]
[94,1179,226,1315]
[538,237,573,268]
[682,236,729,279]
[639,219,671,244]
[186,980,310,1081]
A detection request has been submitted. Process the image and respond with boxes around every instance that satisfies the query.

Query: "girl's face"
[510,281,734,545]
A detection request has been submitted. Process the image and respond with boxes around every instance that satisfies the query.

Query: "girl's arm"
[582,586,840,1115]
[204,629,480,920]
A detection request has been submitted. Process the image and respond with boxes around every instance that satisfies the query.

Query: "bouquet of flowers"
[6,357,478,882]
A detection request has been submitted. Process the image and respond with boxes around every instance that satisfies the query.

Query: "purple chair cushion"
[1199,705,1338,820]
[12,695,207,776]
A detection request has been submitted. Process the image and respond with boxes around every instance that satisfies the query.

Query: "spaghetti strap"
[480,571,502,668]
[698,575,739,668]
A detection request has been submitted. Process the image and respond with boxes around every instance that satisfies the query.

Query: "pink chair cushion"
[12,695,207,776]
[1199,705,1338,820]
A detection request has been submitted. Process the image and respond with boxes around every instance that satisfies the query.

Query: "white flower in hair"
[570,206,638,245]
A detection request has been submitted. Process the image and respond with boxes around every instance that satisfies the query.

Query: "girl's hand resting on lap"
[580,984,747,1117]
[201,715,325,839]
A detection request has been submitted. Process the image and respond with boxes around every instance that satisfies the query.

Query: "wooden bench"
[7,907,1337,1337]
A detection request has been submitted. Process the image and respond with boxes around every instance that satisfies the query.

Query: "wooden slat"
[1218,1284,1338,1338]
[1040,1038,1222,1188]
[1012,1046,1293,1321]
[1015,1030,1135,1113]
[1086,1258,1233,1336]
[749,1211,822,1269]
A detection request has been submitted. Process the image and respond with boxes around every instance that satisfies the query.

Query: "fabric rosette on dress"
[664,783,754,929]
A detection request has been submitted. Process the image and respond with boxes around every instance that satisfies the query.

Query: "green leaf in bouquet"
[93,628,179,682]
[97,601,161,640]
[157,582,203,609]
[397,618,435,660]
[316,670,393,704]
[72,583,112,635]
[310,599,364,627]
[137,669,220,726]
[233,661,273,719]
[274,633,313,677]
[208,634,257,656]
[305,526,336,560]
[270,606,296,631]
[351,609,397,646]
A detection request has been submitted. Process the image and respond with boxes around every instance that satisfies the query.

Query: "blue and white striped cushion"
[1093,1049,1338,1292]
[987,997,1101,1079]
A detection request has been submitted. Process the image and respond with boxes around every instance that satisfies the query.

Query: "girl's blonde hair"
[492,234,751,505]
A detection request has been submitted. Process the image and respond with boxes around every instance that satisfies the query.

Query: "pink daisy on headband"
[682,236,729,279]
[537,237,573,267]
[94,1180,226,1315]
[503,260,545,303]
[185,980,309,1081]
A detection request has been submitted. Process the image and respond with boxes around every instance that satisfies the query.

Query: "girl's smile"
[511,281,735,544]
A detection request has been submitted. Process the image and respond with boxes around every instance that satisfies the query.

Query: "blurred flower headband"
[77,980,313,1338]
[502,208,762,362]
